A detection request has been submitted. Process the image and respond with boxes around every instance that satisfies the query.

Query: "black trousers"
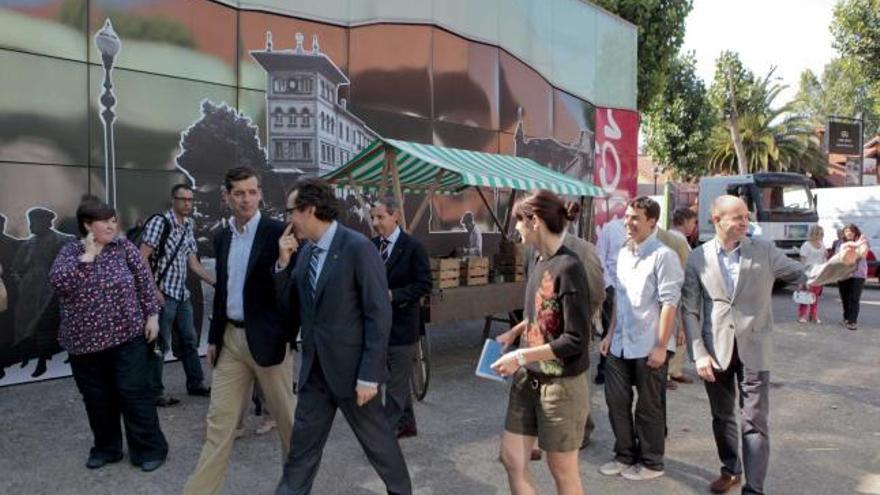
[596,287,616,377]
[604,352,669,471]
[68,336,168,465]
[385,344,417,431]
[838,277,865,324]
[276,359,412,495]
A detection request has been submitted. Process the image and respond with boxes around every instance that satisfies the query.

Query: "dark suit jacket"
[371,231,432,346]
[210,215,291,367]
[275,223,391,399]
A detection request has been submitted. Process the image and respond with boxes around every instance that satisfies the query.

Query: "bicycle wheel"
[410,331,431,401]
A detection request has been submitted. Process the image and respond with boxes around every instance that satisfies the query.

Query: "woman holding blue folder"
[492,190,592,495]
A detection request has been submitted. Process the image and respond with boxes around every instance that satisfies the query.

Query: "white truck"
[814,186,880,279]
[698,172,817,256]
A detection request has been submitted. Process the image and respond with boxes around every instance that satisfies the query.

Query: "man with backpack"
[138,183,215,406]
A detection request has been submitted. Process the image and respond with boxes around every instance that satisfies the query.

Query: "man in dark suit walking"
[274,178,411,495]
[369,197,432,439]
[184,167,295,495]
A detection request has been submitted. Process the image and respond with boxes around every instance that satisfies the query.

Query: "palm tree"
[708,70,826,175]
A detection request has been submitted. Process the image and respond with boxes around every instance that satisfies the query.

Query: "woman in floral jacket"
[493,190,592,495]
[49,200,168,472]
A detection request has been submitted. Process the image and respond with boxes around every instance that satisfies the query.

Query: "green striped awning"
[322,138,604,197]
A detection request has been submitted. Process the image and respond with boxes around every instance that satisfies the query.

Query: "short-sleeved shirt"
[799,241,827,269]
[142,210,197,301]
[521,245,591,378]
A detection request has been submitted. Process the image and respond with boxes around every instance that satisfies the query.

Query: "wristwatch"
[515,350,527,366]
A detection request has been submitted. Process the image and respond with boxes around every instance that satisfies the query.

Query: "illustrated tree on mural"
[176,100,279,251]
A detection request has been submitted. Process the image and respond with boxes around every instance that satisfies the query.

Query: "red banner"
[593,107,639,226]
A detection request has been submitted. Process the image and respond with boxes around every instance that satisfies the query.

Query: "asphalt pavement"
[1,290,879,494]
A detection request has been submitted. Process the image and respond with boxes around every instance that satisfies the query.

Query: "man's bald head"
[710,195,747,217]
[711,195,749,242]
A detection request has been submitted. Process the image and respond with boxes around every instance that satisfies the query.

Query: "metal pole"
[99,53,117,208]
[859,114,865,187]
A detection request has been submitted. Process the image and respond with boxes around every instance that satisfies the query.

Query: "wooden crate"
[460,257,489,286]
[431,257,461,289]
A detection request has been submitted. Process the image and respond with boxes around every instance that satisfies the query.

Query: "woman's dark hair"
[76,200,116,236]
[224,167,261,192]
[843,223,862,239]
[512,190,580,235]
[289,177,340,222]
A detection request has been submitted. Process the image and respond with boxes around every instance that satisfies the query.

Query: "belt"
[228,319,245,328]
[525,371,556,390]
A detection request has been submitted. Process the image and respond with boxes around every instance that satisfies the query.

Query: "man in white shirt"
[598,197,683,482]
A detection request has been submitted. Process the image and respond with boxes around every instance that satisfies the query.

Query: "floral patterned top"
[522,245,591,377]
[49,237,161,355]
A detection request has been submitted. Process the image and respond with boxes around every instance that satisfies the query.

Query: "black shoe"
[155,396,180,407]
[86,452,123,469]
[593,373,605,385]
[187,385,211,397]
[31,358,47,378]
[396,424,418,439]
[140,459,164,472]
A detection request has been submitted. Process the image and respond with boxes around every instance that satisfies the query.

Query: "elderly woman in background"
[49,200,168,471]
[797,225,828,324]
[836,223,870,331]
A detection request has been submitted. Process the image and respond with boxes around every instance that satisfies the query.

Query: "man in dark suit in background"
[184,167,295,495]
[369,197,432,439]
[274,178,411,495]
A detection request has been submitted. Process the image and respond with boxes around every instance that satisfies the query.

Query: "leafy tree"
[708,51,764,174]
[792,57,880,135]
[643,52,716,178]
[831,0,880,82]
[177,100,267,177]
[592,0,693,110]
[707,72,825,175]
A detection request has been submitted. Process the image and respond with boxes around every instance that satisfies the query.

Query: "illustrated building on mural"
[251,32,377,176]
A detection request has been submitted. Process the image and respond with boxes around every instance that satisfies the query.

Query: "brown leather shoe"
[670,374,694,384]
[709,470,742,494]
[530,448,543,461]
[666,380,678,390]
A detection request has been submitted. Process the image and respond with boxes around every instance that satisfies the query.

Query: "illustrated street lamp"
[95,19,121,208]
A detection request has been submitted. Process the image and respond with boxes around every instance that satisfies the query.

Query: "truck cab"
[698,172,817,256]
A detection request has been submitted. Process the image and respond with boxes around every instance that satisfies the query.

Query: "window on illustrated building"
[301,109,311,128]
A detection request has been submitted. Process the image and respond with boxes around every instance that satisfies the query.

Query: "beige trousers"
[183,324,294,495]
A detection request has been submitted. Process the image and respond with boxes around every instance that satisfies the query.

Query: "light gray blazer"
[681,237,852,372]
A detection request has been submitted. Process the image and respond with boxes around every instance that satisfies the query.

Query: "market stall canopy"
[322,138,604,197]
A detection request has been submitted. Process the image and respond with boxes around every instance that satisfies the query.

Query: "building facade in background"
[0,0,639,386]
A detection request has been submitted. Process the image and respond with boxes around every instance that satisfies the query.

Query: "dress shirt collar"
[626,229,658,256]
[383,226,401,245]
[714,237,742,256]
[315,220,338,251]
[229,211,261,238]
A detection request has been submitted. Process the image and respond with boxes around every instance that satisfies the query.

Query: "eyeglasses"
[173,197,194,202]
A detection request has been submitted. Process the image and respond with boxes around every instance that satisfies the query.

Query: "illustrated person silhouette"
[11,207,73,377]
[460,211,483,257]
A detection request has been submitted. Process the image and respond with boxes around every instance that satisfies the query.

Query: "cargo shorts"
[504,368,590,452]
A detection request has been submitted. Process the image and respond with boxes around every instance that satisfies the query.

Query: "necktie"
[308,246,323,298]
[379,239,390,262]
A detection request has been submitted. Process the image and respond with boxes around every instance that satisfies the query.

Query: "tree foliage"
[592,0,693,110]
[831,0,880,82]
[707,71,826,176]
[176,100,267,180]
[793,58,880,135]
[643,52,715,178]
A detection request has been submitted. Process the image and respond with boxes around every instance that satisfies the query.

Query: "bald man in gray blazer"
[681,195,855,495]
